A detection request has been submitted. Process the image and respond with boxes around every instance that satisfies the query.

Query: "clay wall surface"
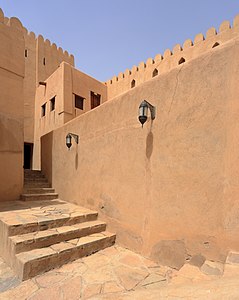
[33,64,64,169]
[33,62,107,169]
[106,15,239,101]
[23,29,37,143]
[0,9,24,201]
[64,63,108,120]
[41,38,239,266]
[23,30,74,144]
[36,35,74,85]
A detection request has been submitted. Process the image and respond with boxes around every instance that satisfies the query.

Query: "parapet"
[0,8,75,67]
[0,8,24,31]
[106,14,239,100]
[35,34,74,64]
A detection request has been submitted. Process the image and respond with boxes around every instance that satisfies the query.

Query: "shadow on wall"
[146,131,153,159]
[73,142,79,170]
[75,152,78,170]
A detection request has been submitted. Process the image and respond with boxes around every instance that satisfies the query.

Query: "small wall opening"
[131,79,136,88]
[91,92,101,109]
[152,68,158,77]
[212,42,220,48]
[41,103,46,117]
[50,96,55,111]
[178,57,186,65]
[43,57,46,65]
[75,94,84,110]
[25,49,28,58]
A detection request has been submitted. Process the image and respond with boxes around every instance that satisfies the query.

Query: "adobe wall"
[36,35,74,85]
[0,9,24,201]
[106,15,239,101]
[4,11,75,144]
[41,37,239,266]
[33,64,64,170]
[33,62,107,169]
[24,33,74,144]
[5,17,75,144]
[23,29,37,144]
[63,63,108,121]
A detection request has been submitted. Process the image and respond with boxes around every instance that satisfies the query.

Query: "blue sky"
[0,0,239,82]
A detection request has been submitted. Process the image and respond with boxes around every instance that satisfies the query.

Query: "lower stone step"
[24,182,51,188]
[10,220,107,254]
[15,231,116,280]
[24,177,48,182]
[23,188,55,194]
[20,193,59,201]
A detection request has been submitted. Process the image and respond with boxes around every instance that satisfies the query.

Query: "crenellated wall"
[41,36,239,266]
[23,29,37,144]
[106,15,239,100]
[23,29,74,143]
[0,9,24,201]
[36,35,74,84]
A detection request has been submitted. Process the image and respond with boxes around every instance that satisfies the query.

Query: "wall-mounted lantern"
[66,133,79,149]
[138,100,156,128]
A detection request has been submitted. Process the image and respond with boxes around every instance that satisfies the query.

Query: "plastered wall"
[41,37,239,266]
[22,23,74,143]
[106,15,239,101]
[0,9,24,201]
[33,62,107,169]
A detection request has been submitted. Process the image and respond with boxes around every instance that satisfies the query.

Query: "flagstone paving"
[1,245,239,299]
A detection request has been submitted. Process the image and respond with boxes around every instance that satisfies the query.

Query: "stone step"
[24,182,51,188]
[20,193,59,201]
[24,171,45,177]
[23,187,55,194]
[24,175,46,180]
[10,220,107,254]
[4,204,98,236]
[15,231,116,280]
[24,170,42,176]
[24,177,48,182]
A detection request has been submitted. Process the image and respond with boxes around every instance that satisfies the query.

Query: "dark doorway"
[24,143,33,169]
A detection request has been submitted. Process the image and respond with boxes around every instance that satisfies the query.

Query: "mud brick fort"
[1,6,239,286]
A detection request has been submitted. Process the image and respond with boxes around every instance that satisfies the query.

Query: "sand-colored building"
[2,7,239,273]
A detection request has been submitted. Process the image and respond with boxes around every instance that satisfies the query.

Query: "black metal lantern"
[66,134,72,149]
[138,100,156,128]
[66,133,79,149]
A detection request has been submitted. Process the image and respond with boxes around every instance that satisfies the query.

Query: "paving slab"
[1,245,239,299]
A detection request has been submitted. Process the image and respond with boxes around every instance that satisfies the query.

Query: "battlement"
[0,8,74,66]
[0,8,23,31]
[24,32,74,65]
[106,14,239,100]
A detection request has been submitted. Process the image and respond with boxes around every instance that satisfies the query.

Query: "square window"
[50,97,55,111]
[75,94,84,110]
[41,103,46,117]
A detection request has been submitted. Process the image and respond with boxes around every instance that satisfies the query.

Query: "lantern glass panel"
[139,105,148,117]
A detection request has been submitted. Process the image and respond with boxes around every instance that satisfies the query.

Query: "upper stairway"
[0,170,116,281]
[22,169,58,201]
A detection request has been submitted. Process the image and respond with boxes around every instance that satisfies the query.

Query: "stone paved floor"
[1,245,239,299]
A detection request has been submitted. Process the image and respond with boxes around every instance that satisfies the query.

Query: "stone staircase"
[22,169,58,201]
[0,170,116,281]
